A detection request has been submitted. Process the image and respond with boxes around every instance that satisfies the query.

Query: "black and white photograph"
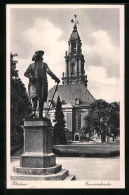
[6,4,124,189]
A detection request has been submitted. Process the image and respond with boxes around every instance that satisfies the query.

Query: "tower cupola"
[62,15,88,86]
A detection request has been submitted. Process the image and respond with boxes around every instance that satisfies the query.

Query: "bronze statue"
[24,50,60,118]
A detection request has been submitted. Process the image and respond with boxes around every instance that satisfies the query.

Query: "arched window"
[71,43,76,52]
[71,63,75,75]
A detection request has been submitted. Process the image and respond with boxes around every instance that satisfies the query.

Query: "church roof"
[47,83,95,107]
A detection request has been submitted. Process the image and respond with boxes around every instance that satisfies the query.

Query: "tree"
[83,99,120,143]
[53,96,67,145]
[11,53,31,146]
[106,102,120,140]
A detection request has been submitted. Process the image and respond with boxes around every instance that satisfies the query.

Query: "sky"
[9,5,122,102]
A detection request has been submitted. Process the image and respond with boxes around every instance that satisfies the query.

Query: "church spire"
[62,15,88,87]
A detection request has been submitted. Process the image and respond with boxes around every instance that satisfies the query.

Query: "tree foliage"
[83,99,120,142]
[106,102,120,137]
[11,53,31,145]
[53,96,67,145]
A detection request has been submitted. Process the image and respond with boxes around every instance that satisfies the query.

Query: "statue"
[24,50,60,118]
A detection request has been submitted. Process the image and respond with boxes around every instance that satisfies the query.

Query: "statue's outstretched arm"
[46,64,60,83]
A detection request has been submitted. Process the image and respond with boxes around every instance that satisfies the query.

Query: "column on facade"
[75,60,78,76]
[76,42,78,53]
[65,111,72,132]
[68,60,71,78]
[75,112,78,132]
[77,59,79,77]
[65,59,68,77]
[69,42,71,53]
[78,59,82,76]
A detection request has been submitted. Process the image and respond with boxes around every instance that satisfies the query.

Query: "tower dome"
[69,25,80,41]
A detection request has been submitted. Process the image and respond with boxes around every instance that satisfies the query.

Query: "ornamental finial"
[71,14,79,28]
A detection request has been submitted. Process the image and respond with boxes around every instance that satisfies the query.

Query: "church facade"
[44,16,95,141]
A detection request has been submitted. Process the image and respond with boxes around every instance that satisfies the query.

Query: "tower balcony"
[62,71,86,79]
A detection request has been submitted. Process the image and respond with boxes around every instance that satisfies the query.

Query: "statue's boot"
[29,98,37,118]
[39,111,43,118]
[29,105,36,118]
[39,101,44,118]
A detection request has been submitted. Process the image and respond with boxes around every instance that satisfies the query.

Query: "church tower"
[46,15,95,141]
[62,15,88,87]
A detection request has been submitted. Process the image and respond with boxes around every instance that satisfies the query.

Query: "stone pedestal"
[20,119,55,168]
[11,118,75,181]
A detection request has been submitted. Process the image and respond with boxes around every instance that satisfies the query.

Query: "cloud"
[17,17,68,89]
[84,30,120,78]
[22,17,67,71]
[87,66,120,102]
[15,19,120,103]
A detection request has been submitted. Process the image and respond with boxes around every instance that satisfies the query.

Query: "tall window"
[71,63,75,75]
[71,43,76,52]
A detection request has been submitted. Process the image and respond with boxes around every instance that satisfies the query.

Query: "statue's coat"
[24,61,58,101]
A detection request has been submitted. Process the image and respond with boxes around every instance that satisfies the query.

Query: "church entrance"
[75,134,79,141]
[74,132,80,142]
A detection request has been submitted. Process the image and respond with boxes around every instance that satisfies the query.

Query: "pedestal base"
[13,164,62,175]
[11,169,75,181]
[11,118,75,181]
[20,153,56,168]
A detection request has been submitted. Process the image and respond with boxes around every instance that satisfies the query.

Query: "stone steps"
[13,164,62,175]
[13,165,62,175]
[64,175,76,180]
[11,169,69,181]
